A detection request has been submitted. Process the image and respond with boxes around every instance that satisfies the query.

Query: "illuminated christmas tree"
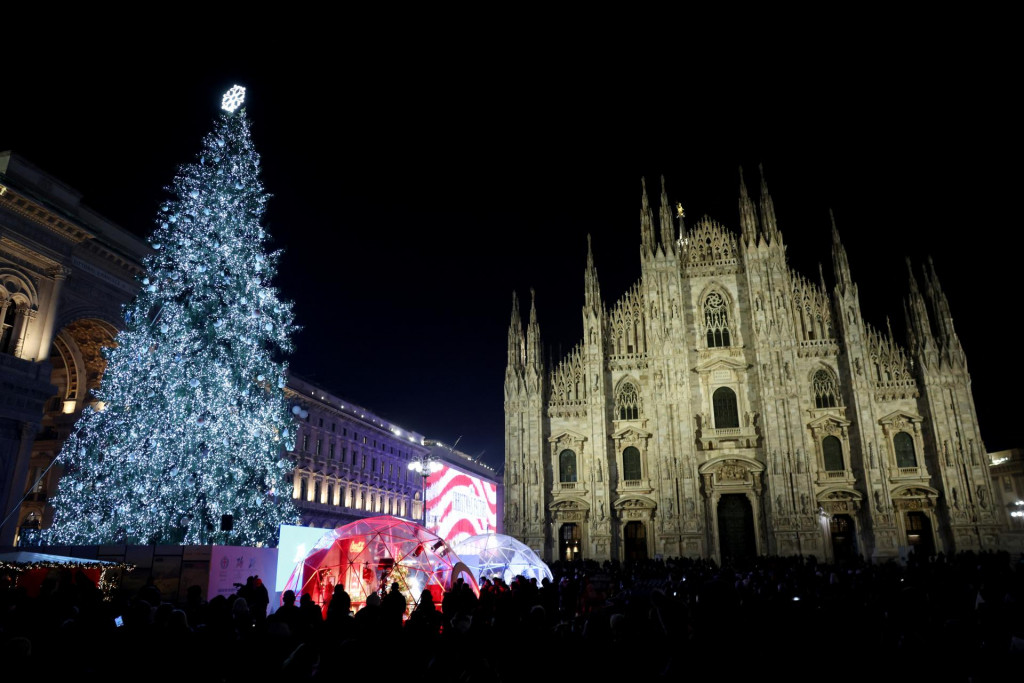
[49,86,300,546]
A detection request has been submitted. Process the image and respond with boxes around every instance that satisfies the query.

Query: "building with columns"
[504,172,1018,566]
[283,373,431,528]
[283,375,503,532]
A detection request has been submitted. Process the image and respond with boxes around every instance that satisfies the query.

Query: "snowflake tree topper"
[222,85,246,113]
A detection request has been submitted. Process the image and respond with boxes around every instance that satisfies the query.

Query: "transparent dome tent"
[448,533,553,584]
[282,515,478,616]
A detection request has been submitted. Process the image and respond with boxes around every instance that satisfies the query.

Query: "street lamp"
[408,454,443,528]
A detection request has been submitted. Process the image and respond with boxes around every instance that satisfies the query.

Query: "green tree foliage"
[50,88,300,546]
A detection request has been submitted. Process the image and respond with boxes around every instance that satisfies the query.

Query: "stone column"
[0,421,39,546]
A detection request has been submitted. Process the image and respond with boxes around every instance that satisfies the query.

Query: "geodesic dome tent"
[282,515,478,616]
[449,533,553,585]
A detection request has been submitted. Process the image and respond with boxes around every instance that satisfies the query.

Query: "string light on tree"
[49,86,300,547]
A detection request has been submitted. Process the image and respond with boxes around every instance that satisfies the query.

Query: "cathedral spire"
[924,255,965,363]
[738,165,759,246]
[584,234,602,318]
[830,209,855,296]
[659,175,676,255]
[640,177,656,256]
[507,290,524,372]
[758,164,781,245]
[904,258,935,361]
[526,287,542,375]
[505,291,525,399]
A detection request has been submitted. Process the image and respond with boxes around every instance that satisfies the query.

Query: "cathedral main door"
[717,494,756,565]
[560,523,581,562]
[905,511,935,557]
[829,514,859,564]
[623,521,648,561]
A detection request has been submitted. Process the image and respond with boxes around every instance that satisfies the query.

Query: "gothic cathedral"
[503,171,1006,566]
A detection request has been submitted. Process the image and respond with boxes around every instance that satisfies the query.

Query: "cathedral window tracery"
[703,292,731,348]
[608,283,646,357]
[813,369,840,408]
[616,381,641,420]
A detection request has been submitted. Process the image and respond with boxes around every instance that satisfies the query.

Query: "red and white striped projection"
[424,464,497,546]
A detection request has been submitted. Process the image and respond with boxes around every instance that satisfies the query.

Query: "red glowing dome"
[282,515,478,616]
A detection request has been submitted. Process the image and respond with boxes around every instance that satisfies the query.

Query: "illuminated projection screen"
[424,464,497,546]
[276,524,333,592]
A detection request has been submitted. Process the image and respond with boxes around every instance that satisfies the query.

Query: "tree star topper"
[221,85,246,113]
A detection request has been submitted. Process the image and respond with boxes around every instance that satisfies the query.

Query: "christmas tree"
[49,86,300,547]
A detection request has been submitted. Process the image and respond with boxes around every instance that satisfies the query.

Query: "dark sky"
[2,37,1019,470]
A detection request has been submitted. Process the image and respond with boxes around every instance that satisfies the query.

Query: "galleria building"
[504,172,1020,565]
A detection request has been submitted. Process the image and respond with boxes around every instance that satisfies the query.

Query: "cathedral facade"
[504,172,1009,566]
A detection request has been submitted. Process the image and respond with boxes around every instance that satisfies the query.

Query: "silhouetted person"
[322,588,356,641]
[183,584,207,629]
[138,575,161,610]
[405,588,443,638]
[274,589,302,637]
[297,591,323,640]
[380,582,406,634]
[250,575,270,623]
[315,589,357,678]
[353,591,382,639]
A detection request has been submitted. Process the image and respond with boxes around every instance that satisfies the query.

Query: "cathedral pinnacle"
[904,258,936,360]
[526,287,542,374]
[584,234,602,316]
[738,165,759,246]
[830,209,854,296]
[759,164,781,245]
[659,175,676,255]
[507,290,524,372]
[924,256,964,364]
[640,177,655,255]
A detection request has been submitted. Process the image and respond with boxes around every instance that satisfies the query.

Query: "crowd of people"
[2,549,1023,681]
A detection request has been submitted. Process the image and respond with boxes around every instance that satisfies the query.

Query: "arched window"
[704,292,732,348]
[623,446,642,481]
[813,370,839,408]
[559,449,578,483]
[822,435,844,471]
[617,381,640,420]
[713,387,740,429]
[0,301,16,354]
[299,478,307,501]
[894,432,917,468]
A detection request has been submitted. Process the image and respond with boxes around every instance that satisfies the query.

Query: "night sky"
[2,40,1019,472]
